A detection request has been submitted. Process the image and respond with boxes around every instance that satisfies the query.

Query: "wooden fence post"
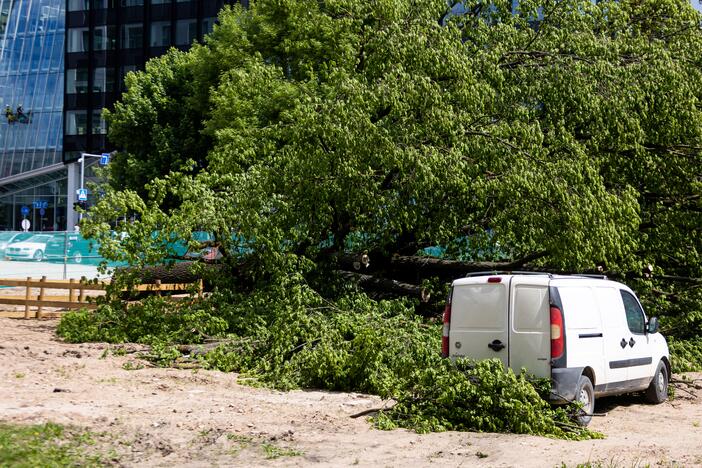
[155,279,162,297]
[36,276,47,319]
[24,277,32,319]
[198,278,204,298]
[79,276,86,303]
[68,278,76,304]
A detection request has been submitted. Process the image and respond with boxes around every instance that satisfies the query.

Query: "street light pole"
[77,152,109,222]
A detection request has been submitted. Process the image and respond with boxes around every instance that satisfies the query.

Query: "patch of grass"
[13,373,24,379]
[0,422,111,467]
[121,361,144,371]
[226,433,254,457]
[261,442,303,459]
[476,451,488,459]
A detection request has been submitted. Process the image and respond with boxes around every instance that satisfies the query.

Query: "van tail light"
[441,299,452,358]
[550,305,564,359]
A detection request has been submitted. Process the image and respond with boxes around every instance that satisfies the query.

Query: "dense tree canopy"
[91,0,701,339]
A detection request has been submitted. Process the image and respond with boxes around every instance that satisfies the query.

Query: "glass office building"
[64,0,233,164]
[0,0,66,231]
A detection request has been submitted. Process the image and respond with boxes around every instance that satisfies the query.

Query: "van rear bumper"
[550,367,583,403]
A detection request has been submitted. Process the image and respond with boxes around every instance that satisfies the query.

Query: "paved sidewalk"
[0,260,109,280]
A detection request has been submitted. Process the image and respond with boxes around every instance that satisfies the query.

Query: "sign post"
[77,151,112,221]
[21,219,30,232]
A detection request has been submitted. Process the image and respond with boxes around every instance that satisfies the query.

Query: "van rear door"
[449,277,509,367]
[509,276,551,378]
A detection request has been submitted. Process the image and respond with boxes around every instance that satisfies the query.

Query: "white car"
[443,273,670,425]
[5,234,53,261]
[0,231,33,258]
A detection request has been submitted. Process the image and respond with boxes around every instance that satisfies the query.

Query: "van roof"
[452,273,614,287]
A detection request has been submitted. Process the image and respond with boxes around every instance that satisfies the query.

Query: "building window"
[65,111,88,135]
[94,25,117,50]
[67,28,90,53]
[66,69,89,94]
[121,0,144,6]
[151,0,170,4]
[92,111,108,134]
[150,21,171,47]
[122,24,143,49]
[175,19,196,46]
[93,67,116,93]
[93,0,117,8]
[68,0,90,11]
[202,17,216,36]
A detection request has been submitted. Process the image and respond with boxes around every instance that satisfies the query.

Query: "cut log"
[337,270,430,302]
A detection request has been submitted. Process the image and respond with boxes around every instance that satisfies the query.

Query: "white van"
[442,273,670,425]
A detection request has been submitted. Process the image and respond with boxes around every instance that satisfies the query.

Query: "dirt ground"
[1,318,702,467]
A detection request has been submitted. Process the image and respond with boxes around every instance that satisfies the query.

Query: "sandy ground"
[1,318,702,467]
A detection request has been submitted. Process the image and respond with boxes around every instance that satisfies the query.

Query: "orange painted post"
[24,277,32,319]
[36,276,47,318]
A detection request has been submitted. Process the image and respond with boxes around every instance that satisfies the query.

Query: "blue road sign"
[32,200,48,209]
[77,188,88,202]
[20,206,29,216]
[39,208,46,216]
[100,152,111,165]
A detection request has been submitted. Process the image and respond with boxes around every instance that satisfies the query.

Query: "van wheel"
[574,375,594,426]
[645,361,668,404]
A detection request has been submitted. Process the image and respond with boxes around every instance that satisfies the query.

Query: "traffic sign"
[39,208,46,216]
[32,200,48,209]
[77,188,88,202]
[20,206,29,217]
[100,153,111,165]
[21,219,30,232]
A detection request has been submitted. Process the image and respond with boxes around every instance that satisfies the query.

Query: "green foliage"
[59,273,598,440]
[0,423,110,467]
[667,337,702,373]
[58,296,227,346]
[89,0,702,346]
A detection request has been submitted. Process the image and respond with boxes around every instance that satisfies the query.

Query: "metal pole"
[63,231,68,280]
[79,153,85,222]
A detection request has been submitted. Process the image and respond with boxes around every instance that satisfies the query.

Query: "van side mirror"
[646,317,659,334]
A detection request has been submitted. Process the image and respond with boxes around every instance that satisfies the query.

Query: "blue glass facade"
[0,0,65,177]
[0,0,67,231]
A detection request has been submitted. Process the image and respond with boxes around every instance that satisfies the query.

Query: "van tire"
[574,375,594,426]
[645,361,668,404]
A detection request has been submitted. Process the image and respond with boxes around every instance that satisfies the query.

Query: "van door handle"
[629,337,636,348]
[488,340,505,351]
[620,338,627,349]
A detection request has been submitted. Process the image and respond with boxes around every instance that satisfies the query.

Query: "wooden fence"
[0,277,203,319]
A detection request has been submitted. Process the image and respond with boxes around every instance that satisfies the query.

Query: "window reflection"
[176,19,196,45]
[67,27,90,52]
[93,67,115,93]
[122,23,143,48]
[65,110,88,135]
[150,21,171,47]
[91,111,107,134]
[68,0,89,11]
[66,69,88,94]
[94,25,117,50]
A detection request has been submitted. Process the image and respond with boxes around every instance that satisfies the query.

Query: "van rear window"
[451,283,507,330]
